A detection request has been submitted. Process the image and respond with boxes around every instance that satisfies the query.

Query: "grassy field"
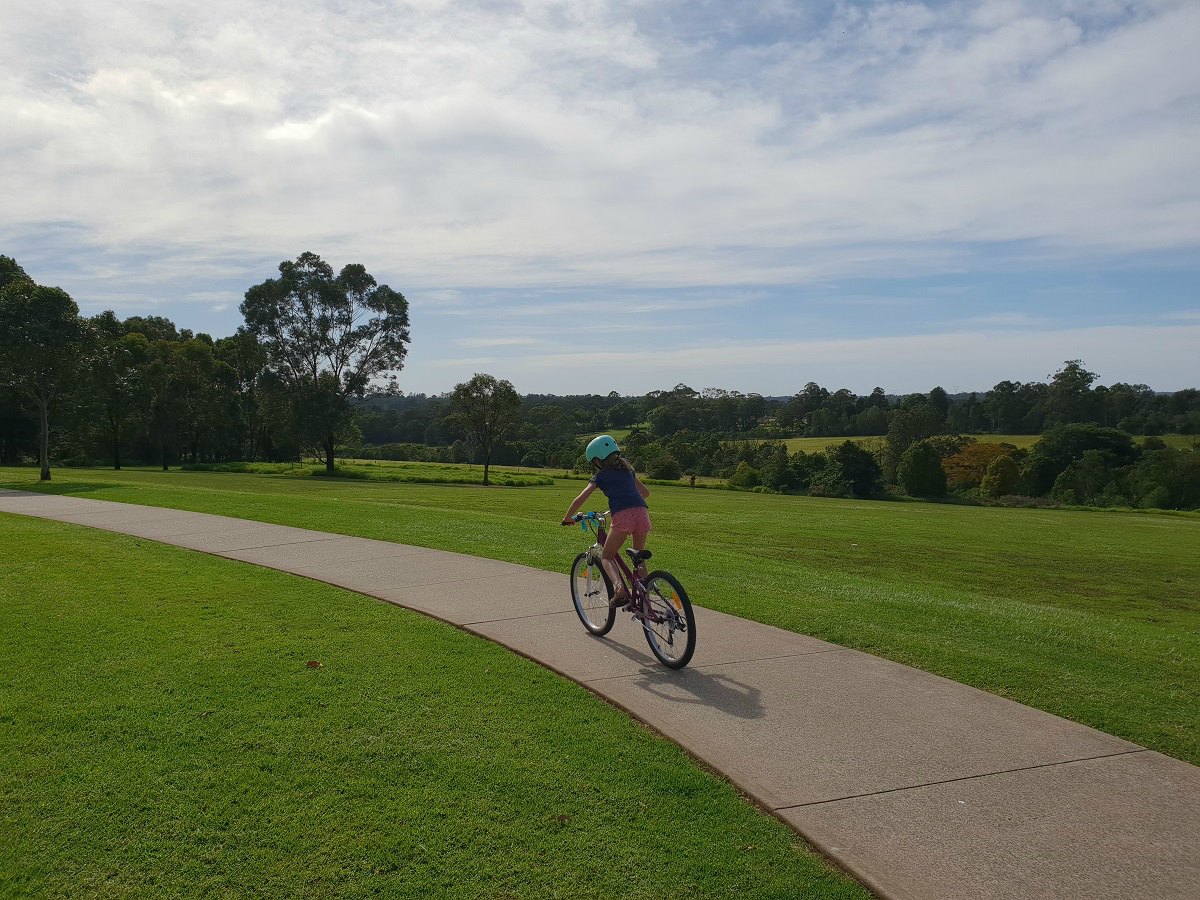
[0,514,868,899]
[3,465,1198,768]
[185,459,555,486]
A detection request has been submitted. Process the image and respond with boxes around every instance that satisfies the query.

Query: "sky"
[2,0,1198,396]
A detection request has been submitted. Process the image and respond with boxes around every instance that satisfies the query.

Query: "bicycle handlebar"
[561,510,609,529]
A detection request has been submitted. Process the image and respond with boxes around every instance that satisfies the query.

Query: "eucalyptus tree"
[449,373,521,486]
[241,252,409,472]
[89,311,149,469]
[0,277,89,480]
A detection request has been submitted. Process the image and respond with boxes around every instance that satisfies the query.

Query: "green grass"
[184,459,554,486]
[0,514,867,899]
[4,465,1199,768]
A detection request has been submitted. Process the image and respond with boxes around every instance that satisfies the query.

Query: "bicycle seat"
[625,549,653,566]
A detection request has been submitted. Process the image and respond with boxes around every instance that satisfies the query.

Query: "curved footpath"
[3,488,1197,899]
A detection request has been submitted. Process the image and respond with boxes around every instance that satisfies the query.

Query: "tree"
[898,440,947,497]
[241,252,410,473]
[449,374,521,485]
[761,443,796,492]
[88,312,148,470]
[0,278,88,480]
[728,461,760,489]
[1022,424,1139,495]
[141,339,186,470]
[1051,450,1112,506]
[981,455,1021,497]
[0,255,30,290]
[827,440,883,498]
[943,442,1013,491]
[1044,360,1099,427]
[928,386,950,422]
[883,405,943,481]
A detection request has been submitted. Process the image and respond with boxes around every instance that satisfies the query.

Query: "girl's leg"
[601,525,630,602]
[630,511,652,577]
[631,528,649,578]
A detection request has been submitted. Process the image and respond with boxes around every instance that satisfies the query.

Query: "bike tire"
[570,551,616,636]
[641,570,696,669]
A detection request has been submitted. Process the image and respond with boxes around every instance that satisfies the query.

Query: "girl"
[561,434,651,606]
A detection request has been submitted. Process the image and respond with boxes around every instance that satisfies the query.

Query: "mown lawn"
[3,465,1198,767]
[183,459,554,486]
[0,514,868,899]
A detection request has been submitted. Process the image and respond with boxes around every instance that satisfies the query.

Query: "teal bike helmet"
[585,434,620,464]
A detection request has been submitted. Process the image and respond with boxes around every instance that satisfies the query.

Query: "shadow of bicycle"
[629,667,764,720]
[581,620,764,719]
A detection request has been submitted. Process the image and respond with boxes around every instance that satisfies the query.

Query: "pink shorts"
[611,506,652,539]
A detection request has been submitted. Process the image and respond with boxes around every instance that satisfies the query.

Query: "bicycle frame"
[569,509,696,669]
[579,512,658,620]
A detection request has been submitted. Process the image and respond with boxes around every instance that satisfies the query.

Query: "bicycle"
[563,510,697,669]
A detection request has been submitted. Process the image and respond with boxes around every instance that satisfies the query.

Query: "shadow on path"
[625,667,764,720]
[0,480,118,496]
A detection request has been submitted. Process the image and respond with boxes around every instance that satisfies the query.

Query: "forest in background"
[3,252,1198,510]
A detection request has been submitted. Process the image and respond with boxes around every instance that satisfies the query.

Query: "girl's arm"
[562,482,597,523]
[635,476,650,499]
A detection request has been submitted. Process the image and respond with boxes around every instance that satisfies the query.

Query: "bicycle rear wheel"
[570,551,615,636]
[641,570,696,669]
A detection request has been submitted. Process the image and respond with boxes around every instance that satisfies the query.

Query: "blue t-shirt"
[590,467,647,515]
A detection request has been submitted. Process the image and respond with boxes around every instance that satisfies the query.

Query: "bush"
[646,452,683,480]
[898,440,947,497]
[980,455,1021,497]
[826,441,883,498]
[943,442,1014,491]
[728,461,761,489]
[1022,424,1139,495]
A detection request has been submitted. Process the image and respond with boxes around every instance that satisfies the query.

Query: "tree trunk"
[111,419,122,470]
[38,399,51,481]
[325,436,335,473]
[482,453,491,486]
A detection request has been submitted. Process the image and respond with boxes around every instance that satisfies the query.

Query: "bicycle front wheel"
[570,552,615,636]
[641,570,696,669]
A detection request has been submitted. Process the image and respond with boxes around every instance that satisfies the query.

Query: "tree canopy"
[449,373,521,486]
[241,252,410,472]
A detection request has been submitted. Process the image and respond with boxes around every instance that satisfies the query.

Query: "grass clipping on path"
[0,515,867,900]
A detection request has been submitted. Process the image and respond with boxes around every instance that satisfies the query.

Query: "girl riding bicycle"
[561,434,651,606]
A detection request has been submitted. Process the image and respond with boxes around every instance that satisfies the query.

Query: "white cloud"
[3,0,1197,291]
[2,1,1197,394]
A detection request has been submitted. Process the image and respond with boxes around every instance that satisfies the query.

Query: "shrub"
[980,455,1021,497]
[646,452,683,480]
[943,442,1014,491]
[1022,424,1139,495]
[826,440,883,498]
[728,461,761,489]
[898,440,947,497]
[1050,450,1111,505]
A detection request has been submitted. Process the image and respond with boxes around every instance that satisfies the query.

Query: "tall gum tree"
[450,373,521,486]
[240,252,410,472]
[0,277,87,480]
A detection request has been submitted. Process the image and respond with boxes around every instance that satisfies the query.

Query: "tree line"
[2,251,1197,508]
[1,252,410,479]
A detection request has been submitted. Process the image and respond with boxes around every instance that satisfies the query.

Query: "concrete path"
[3,488,1198,900]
